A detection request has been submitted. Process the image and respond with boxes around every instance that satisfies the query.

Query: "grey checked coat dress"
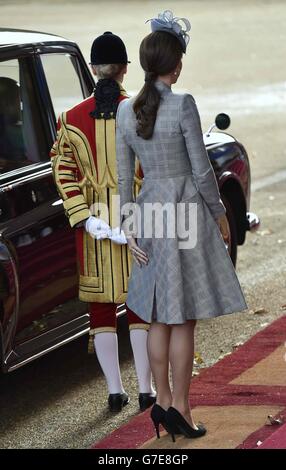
[116,80,247,324]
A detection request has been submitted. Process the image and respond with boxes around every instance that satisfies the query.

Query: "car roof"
[0,28,72,46]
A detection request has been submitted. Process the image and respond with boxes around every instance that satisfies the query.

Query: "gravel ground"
[0,0,286,449]
[196,181,286,369]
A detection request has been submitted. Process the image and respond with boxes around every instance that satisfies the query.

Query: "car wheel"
[221,196,237,266]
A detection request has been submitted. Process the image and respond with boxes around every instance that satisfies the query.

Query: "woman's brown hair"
[133,31,183,140]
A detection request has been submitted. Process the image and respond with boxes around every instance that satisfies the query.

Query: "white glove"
[109,227,127,245]
[84,216,111,240]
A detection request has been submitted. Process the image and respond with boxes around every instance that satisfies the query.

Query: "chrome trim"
[5,304,128,372]
[0,167,52,192]
[203,131,235,147]
[206,123,216,136]
[7,327,90,372]
[116,304,127,317]
[0,161,51,181]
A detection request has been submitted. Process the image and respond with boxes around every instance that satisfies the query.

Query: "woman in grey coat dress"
[116,11,247,441]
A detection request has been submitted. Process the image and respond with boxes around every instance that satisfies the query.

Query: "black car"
[0,28,259,373]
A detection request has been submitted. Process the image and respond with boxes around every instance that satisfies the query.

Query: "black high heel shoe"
[166,407,207,443]
[150,404,181,439]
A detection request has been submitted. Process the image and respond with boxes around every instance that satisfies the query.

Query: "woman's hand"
[216,214,229,242]
[127,237,149,267]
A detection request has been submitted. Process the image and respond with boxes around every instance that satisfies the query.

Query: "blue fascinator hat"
[146,10,191,53]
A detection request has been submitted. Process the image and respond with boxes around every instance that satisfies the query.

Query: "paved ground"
[0,0,285,448]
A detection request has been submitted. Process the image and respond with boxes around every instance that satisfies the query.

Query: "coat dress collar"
[154,79,172,94]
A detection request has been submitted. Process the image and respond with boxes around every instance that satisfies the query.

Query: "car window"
[40,53,85,120]
[0,58,47,175]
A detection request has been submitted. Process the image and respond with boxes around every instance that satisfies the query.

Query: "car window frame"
[34,43,95,141]
[0,45,52,184]
[0,42,95,187]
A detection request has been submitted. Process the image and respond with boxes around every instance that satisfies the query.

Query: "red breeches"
[89,302,149,333]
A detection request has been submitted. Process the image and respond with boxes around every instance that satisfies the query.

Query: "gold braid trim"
[88,327,117,354]
[63,194,89,211]
[90,327,117,335]
[63,194,90,227]
[129,323,150,331]
[78,166,117,194]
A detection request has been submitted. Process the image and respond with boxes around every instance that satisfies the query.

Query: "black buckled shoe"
[139,392,157,412]
[108,392,130,412]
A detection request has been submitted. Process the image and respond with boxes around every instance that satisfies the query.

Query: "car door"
[0,46,93,371]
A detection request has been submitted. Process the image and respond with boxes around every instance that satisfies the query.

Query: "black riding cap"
[90,31,130,65]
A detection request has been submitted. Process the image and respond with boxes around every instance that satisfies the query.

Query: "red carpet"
[259,423,286,449]
[92,315,286,449]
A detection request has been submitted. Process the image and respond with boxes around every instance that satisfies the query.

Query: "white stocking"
[94,332,125,395]
[130,329,155,394]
